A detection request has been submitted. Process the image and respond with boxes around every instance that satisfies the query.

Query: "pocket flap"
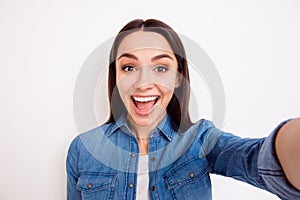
[77,173,116,193]
[163,158,209,189]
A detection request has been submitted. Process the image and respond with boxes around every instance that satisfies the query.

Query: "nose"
[134,68,155,91]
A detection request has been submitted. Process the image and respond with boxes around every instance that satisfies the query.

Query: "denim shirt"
[66,115,300,200]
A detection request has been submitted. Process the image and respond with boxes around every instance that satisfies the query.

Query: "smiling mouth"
[131,96,159,114]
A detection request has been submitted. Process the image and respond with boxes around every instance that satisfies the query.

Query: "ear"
[175,74,182,88]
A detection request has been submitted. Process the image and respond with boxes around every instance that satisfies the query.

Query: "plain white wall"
[1,0,300,199]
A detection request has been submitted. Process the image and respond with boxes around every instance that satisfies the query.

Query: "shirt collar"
[108,114,132,137]
[108,114,176,141]
[156,114,176,141]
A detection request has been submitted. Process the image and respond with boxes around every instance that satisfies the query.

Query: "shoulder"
[196,119,216,128]
[186,119,218,135]
[68,122,116,151]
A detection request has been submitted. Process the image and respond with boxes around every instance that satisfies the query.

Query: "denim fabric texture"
[66,115,300,200]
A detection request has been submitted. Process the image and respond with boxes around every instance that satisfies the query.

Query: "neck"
[127,112,166,138]
[127,113,166,155]
[127,122,151,155]
[130,124,152,138]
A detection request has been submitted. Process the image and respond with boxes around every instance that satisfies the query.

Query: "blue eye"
[122,65,136,72]
[154,65,168,72]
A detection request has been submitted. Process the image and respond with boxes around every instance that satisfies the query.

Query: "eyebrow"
[117,53,174,61]
[151,54,174,61]
[117,53,138,61]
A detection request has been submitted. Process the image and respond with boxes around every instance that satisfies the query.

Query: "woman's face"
[115,31,180,128]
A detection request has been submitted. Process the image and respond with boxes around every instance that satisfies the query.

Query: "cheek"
[116,75,137,99]
[153,69,178,89]
[155,80,176,93]
[158,86,175,104]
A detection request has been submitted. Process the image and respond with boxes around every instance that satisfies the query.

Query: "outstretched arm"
[275,118,300,190]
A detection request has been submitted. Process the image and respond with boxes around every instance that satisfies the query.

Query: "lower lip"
[130,98,157,116]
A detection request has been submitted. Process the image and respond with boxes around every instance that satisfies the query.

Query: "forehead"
[117,31,174,58]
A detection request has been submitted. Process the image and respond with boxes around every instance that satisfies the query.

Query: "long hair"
[106,19,193,131]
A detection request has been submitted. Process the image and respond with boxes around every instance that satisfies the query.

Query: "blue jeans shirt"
[66,115,300,199]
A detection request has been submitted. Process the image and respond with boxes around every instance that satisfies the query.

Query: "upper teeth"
[133,96,158,102]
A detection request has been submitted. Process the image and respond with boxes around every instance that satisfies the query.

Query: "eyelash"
[153,65,168,72]
[122,65,137,72]
[121,65,169,73]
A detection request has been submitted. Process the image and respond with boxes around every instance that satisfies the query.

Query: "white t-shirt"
[136,155,150,200]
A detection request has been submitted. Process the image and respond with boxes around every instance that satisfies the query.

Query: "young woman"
[66,19,300,200]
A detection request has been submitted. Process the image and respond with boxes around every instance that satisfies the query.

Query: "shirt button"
[151,157,156,161]
[128,183,134,188]
[151,186,156,191]
[87,183,93,189]
[131,153,136,157]
[189,172,195,178]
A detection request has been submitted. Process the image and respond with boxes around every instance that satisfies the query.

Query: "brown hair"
[106,19,193,131]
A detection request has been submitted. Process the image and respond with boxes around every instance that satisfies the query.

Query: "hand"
[275,118,300,190]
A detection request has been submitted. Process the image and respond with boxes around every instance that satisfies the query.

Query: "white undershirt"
[136,155,150,200]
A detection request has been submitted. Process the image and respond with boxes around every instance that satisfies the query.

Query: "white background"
[1,0,300,199]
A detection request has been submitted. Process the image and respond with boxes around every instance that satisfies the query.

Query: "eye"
[154,65,168,73]
[122,65,137,72]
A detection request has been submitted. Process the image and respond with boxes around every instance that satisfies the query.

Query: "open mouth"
[131,96,159,115]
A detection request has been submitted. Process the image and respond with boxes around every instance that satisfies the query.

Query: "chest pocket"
[77,173,116,200]
[163,158,212,200]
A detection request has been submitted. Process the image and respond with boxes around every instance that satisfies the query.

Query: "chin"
[128,108,166,128]
[129,114,157,127]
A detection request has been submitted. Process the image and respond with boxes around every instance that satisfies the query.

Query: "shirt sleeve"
[257,119,300,199]
[206,120,300,199]
[66,136,82,200]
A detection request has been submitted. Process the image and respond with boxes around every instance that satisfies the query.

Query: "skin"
[115,31,179,154]
[115,31,300,190]
[275,118,300,190]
